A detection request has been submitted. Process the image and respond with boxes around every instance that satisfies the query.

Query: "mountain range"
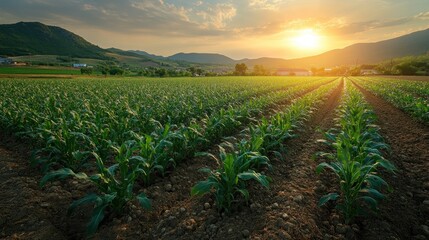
[0,22,428,69]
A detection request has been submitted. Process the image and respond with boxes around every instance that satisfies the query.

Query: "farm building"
[276,68,312,76]
[0,57,12,64]
[360,69,380,75]
[72,63,87,68]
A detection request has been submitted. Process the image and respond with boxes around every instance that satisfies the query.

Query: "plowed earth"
[1,78,428,240]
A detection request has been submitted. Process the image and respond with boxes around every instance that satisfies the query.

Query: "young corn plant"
[316,84,396,223]
[132,132,173,185]
[40,141,151,236]
[191,147,270,212]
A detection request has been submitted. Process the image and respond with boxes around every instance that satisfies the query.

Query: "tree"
[109,67,124,75]
[234,63,248,76]
[394,62,418,75]
[155,68,167,77]
[80,67,93,75]
[253,65,268,75]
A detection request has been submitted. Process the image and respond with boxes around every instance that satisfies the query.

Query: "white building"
[0,57,12,64]
[72,63,87,68]
[360,69,379,75]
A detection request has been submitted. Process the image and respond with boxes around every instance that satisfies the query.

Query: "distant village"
[0,57,388,77]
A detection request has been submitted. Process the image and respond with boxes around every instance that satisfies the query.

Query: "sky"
[1,0,429,59]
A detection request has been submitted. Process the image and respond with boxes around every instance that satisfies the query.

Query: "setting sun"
[292,29,320,49]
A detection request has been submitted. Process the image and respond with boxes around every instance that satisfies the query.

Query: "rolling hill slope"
[0,22,107,59]
[168,52,236,65]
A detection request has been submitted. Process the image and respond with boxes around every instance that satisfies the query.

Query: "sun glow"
[291,29,320,49]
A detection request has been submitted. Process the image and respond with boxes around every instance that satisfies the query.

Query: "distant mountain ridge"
[168,52,236,65]
[129,50,165,60]
[242,28,429,68]
[0,22,107,59]
[1,21,428,68]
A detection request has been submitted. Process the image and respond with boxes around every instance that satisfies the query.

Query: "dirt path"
[352,80,429,240]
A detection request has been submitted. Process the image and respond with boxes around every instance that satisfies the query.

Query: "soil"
[351,79,429,240]
[1,77,428,240]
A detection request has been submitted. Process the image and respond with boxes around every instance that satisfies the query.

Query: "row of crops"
[192,79,341,212]
[352,77,429,124]
[0,76,337,235]
[316,80,396,223]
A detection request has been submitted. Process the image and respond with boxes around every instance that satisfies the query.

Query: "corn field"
[0,76,428,239]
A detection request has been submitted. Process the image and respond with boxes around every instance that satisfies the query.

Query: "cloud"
[248,0,283,10]
[322,17,414,35]
[196,3,236,29]
[415,11,429,20]
[0,0,231,36]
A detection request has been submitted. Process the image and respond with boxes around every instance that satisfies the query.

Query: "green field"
[1,76,428,237]
[0,66,81,75]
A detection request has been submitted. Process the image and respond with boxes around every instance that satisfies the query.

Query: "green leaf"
[359,196,378,210]
[40,168,87,187]
[68,193,100,216]
[191,180,216,196]
[238,171,269,188]
[236,188,249,200]
[198,167,212,173]
[86,203,108,236]
[316,162,335,174]
[318,193,339,206]
[366,174,388,189]
[360,188,385,200]
[377,158,396,172]
[136,192,151,210]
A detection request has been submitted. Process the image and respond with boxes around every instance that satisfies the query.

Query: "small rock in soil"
[40,203,50,208]
[209,224,217,231]
[152,191,160,198]
[242,229,250,238]
[165,183,173,192]
[336,224,347,234]
[324,233,332,240]
[185,218,197,231]
[272,202,279,209]
[281,213,289,219]
[352,224,360,233]
[180,207,186,213]
[204,202,211,209]
[293,195,304,203]
[250,203,257,210]
[284,222,295,231]
[278,231,292,239]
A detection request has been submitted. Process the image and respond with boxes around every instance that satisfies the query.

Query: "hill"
[1,21,428,70]
[0,22,107,59]
[130,50,165,60]
[168,52,236,65]
[242,28,429,68]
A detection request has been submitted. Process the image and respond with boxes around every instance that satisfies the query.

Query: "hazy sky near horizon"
[1,0,429,59]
